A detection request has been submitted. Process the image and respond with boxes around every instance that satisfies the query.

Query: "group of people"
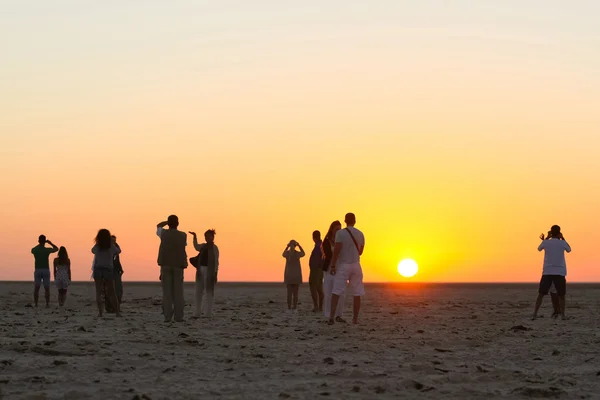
[283,213,366,325]
[31,215,571,324]
[31,231,125,316]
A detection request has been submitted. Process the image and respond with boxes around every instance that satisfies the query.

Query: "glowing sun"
[398,259,418,278]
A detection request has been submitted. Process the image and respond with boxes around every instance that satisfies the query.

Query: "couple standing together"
[298,213,365,324]
[156,215,219,323]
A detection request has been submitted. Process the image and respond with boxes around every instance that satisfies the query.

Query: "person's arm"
[297,244,306,258]
[190,232,205,252]
[47,240,59,253]
[92,245,98,254]
[282,246,289,258]
[53,259,57,278]
[564,241,572,253]
[112,243,122,255]
[330,242,343,272]
[156,221,168,238]
[358,234,365,256]
[67,259,71,281]
[537,241,545,252]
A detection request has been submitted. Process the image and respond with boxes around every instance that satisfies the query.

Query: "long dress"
[54,261,70,290]
[283,249,305,284]
[322,239,345,318]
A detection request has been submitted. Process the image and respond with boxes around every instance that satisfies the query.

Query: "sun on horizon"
[398,259,419,278]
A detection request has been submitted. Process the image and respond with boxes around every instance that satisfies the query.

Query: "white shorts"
[332,262,365,297]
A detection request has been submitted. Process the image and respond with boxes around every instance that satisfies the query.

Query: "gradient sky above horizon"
[2,1,599,282]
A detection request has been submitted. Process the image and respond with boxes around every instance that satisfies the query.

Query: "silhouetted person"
[31,235,58,307]
[309,230,324,312]
[532,225,571,320]
[53,246,71,307]
[322,220,345,321]
[190,229,220,318]
[112,235,124,304]
[157,215,188,322]
[283,240,305,311]
[92,229,121,317]
[328,213,365,325]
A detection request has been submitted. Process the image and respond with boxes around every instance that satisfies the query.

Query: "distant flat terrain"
[1,282,599,399]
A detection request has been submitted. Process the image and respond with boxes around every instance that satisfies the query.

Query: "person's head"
[313,230,321,243]
[57,246,69,264]
[325,220,342,241]
[38,235,46,244]
[550,225,561,237]
[345,213,356,227]
[95,229,112,250]
[111,235,117,244]
[288,240,297,250]
[204,229,216,244]
[167,215,179,229]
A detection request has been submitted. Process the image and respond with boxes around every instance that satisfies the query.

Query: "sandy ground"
[1,281,600,400]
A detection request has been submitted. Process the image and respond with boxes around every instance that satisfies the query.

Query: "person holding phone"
[31,235,59,308]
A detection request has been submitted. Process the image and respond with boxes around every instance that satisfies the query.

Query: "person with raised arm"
[190,229,220,318]
[328,213,365,325]
[283,240,305,311]
[31,235,59,308]
[532,225,572,320]
[157,215,188,322]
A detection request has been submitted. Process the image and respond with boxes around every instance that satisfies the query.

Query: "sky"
[1,0,599,282]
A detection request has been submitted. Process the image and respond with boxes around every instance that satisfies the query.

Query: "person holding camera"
[532,225,572,320]
[283,240,305,311]
[190,229,219,319]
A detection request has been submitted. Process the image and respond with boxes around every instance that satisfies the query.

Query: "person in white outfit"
[190,230,219,318]
[329,213,365,325]
[321,220,345,320]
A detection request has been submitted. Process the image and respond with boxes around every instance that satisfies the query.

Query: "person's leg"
[43,271,51,307]
[317,278,324,312]
[323,273,333,318]
[194,268,204,318]
[556,276,567,320]
[348,263,365,324]
[104,276,121,316]
[204,267,214,317]
[172,267,185,322]
[63,289,68,306]
[292,284,299,310]
[286,284,293,310]
[532,275,551,319]
[94,278,104,317]
[336,287,346,318]
[329,264,349,324]
[33,271,41,307]
[309,273,318,311]
[115,273,123,304]
[161,266,174,322]
[550,292,560,317]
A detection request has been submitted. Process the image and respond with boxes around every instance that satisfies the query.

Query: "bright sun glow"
[398,259,419,278]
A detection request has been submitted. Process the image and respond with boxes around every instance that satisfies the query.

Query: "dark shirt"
[309,241,322,270]
[199,243,214,266]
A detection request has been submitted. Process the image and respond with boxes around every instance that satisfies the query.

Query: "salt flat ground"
[1,281,600,399]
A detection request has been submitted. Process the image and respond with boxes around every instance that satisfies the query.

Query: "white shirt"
[538,238,571,276]
[335,226,365,265]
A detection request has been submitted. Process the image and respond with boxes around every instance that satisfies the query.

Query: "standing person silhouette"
[283,240,305,311]
[31,235,58,308]
[157,215,188,322]
[53,246,71,307]
[112,235,124,304]
[190,229,219,318]
[92,229,121,318]
[532,225,571,320]
[309,230,325,312]
[322,221,345,321]
[328,213,365,325]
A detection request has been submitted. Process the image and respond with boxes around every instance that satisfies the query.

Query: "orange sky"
[1,2,599,282]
